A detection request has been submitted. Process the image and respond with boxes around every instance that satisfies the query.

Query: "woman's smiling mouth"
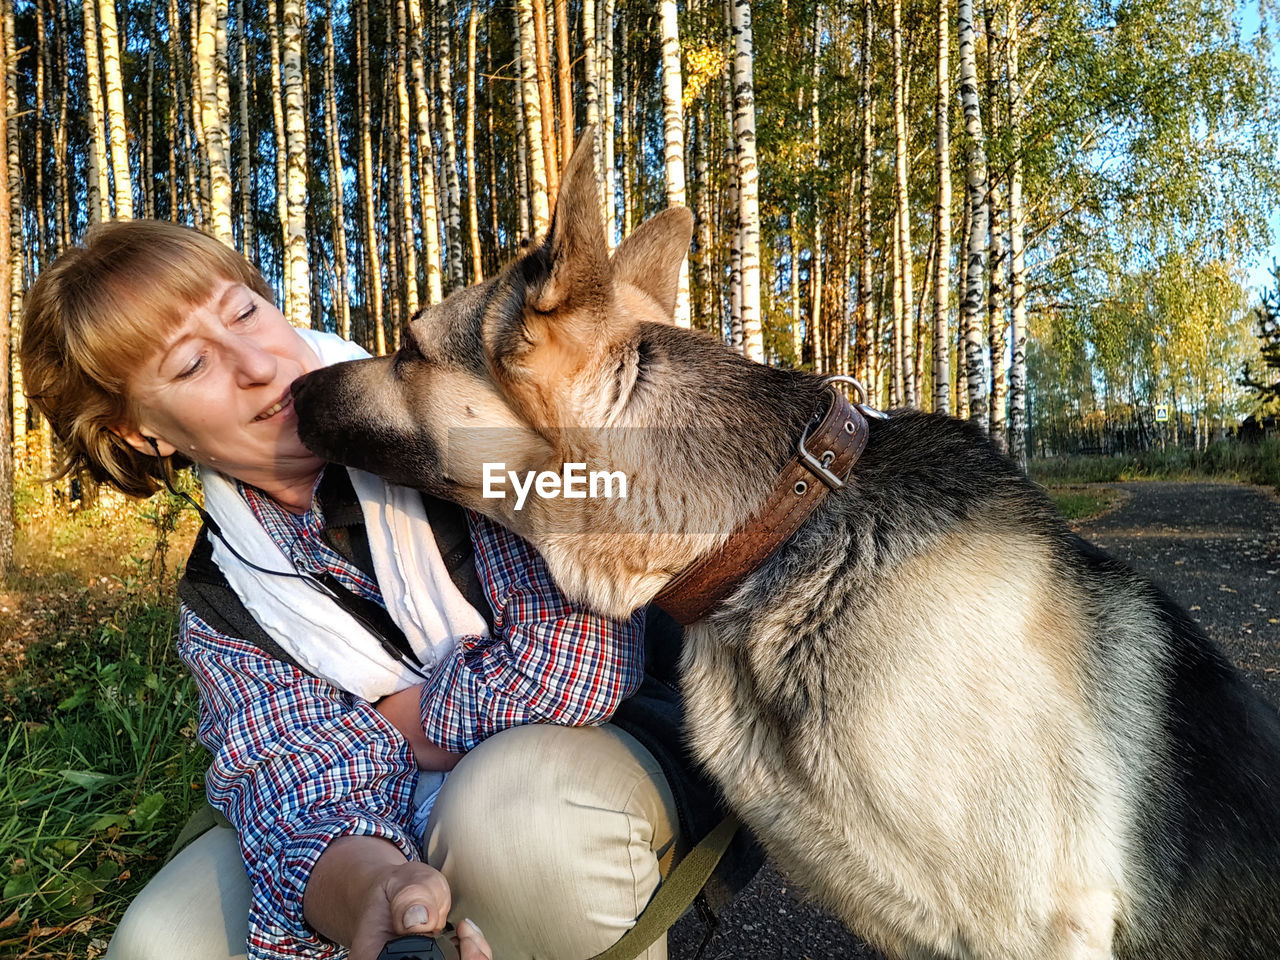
[254,392,293,422]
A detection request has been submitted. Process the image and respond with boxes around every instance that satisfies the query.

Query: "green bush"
[1030,439,1280,490]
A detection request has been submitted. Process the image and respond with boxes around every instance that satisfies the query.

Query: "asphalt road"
[666,480,1280,960]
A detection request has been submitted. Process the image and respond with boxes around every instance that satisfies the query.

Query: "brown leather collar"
[654,383,872,625]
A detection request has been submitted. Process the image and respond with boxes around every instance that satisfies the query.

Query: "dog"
[291,131,1280,959]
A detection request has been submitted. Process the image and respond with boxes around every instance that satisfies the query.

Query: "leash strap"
[587,814,741,960]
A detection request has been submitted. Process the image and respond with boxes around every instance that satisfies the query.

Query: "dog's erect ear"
[528,126,610,316]
[609,206,694,319]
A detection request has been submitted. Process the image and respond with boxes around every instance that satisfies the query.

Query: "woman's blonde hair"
[20,219,275,497]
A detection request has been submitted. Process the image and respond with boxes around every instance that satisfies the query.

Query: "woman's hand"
[376,683,465,771]
[305,837,491,960]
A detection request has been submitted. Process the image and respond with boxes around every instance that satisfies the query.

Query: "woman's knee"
[425,723,678,960]
[105,827,249,960]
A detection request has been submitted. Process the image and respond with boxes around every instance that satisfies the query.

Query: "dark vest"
[177,471,761,910]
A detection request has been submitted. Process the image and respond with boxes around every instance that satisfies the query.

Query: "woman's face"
[119,276,325,495]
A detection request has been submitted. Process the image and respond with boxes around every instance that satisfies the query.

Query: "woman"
[20,219,683,960]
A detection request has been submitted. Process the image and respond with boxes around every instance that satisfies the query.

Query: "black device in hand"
[376,934,447,960]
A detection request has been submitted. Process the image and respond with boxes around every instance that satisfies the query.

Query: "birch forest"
[0,0,1278,573]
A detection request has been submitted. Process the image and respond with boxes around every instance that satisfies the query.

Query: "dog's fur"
[292,133,1280,959]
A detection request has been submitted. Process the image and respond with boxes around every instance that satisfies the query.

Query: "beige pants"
[105,724,678,960]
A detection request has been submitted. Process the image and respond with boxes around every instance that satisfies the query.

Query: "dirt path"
[671,480,1280,959]
[1075,481,1280,706]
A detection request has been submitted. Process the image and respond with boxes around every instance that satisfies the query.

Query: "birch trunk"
[281,0,309,327]
[189,0,212,226]
[406,0,444,303]
[268,0,290,306]
[859,0,876,399]
[394,0,420,314]
[892,0,915,404]
[323,0,350,338]
[808,7,824,372]
[933,0,952,413]
[730,0,763,361]
[436,0,464,290]
[584,0,603,230]
[600,0,617,249]
[518,0,550,234]
[0,0,10,573]
[465,6,482,281]
[1007,0,1028,469]
[659,0,691,327]
[197,0,234,242]
[958,0,989,430]
[237,0,255,256]
[55,0,71,244]
[514,20,533,241]
[620,16,632,235]
[554,0,572,164]
[82,0,110,223]
[356,0,383,349]
[891,211,904,404]
[98,0,132,218]
[722,36,742,350]
[4,0,21,480]
[531,0,559,204]
[36,0,46,257]
[985,1,1007,451]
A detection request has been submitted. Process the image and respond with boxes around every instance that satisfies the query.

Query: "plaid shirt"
[178,472,645,959]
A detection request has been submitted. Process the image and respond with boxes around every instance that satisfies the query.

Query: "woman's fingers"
[385,863,453,935]
[455,918,493,960]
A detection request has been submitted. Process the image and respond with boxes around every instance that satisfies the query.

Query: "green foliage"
[1045,486,1118,519]
[1,487,202,957]
[1241,265,1280,413]
[1030,436,1280,488]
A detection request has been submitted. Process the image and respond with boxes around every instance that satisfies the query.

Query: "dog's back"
[682,409,1280,960]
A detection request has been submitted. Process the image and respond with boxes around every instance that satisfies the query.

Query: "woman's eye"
[235,303,258,323]
[176,355,205,380]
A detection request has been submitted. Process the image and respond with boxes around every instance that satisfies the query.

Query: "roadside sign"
[1155,404,1169,422]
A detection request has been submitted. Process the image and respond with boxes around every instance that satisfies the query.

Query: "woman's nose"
[229,335,278,386]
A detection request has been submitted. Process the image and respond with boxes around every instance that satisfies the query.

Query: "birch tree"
[281,0,310,328]
[406,0,444,303]
[891,0,915,405]
[934,0,952,413]
[730,0,763,361]
[660,0,691,327]
[465,6,482,281]
[517,0,550,234]
[98,0,132,218]
[322,1,349,338]
[394,0,420,315]
[196,0,233,242]
[436,0,464,291]
[0,0,9,575]
[859,0,876,401]
[1007,0,1027,467]
[81,0,109,223]
[236,0,255,256]
[958,0,989,431]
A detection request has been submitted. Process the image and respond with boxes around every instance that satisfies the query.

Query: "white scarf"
[198,329,490,702]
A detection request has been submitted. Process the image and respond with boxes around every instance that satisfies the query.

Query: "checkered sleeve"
[178,605,422,960]
[418,512,646,753]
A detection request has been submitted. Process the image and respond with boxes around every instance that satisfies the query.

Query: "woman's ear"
[113,426,177,458]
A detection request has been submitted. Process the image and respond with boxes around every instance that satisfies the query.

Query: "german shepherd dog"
[291,133,1280,959]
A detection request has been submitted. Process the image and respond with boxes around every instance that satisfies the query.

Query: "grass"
[1,479,201,959]
[1030,437,1280,490]
[1045,486,1119,521]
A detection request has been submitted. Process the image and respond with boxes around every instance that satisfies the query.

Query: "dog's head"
[294,131,691,493]
[294,130,772,612]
